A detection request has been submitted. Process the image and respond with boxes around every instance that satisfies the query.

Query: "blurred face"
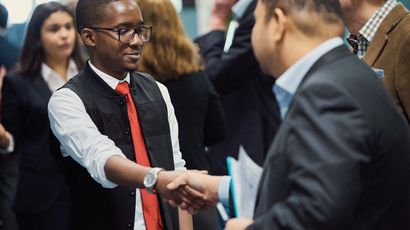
[251,1,276,76]
[41,11,76,62]
[90,0,144,79]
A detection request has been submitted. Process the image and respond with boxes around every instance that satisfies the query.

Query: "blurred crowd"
[0,0,409,230]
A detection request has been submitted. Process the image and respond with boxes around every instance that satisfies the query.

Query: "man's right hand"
[155,170,185,201]
[166,172,222,214]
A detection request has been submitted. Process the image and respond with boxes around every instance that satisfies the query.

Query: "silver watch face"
[144,173,156,188]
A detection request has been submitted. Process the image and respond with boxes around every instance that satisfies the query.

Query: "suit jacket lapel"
[32,74,52,102]
[364,4,409,66]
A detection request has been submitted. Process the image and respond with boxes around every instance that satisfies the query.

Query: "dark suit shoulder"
[5,72,29,82]
[194,30,225,46]
[165,72,215,94]
[297,48,407,147]
[2,72,34,93]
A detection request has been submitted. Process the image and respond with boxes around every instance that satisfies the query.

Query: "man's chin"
[123,63,139,73]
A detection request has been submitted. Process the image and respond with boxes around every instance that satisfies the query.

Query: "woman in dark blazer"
[0,2,84,229]
[137,0,225,229]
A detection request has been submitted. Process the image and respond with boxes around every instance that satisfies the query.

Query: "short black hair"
[76,0,119,32]
[0,3,8,29]
[261,0,343,35]
[261,0,343,20]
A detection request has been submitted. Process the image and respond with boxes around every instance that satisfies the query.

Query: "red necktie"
[115,81,163,230]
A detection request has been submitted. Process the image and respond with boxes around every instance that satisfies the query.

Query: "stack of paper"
[227,146,263,218]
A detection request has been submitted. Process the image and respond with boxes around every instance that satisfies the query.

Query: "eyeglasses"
[89,25,153,44]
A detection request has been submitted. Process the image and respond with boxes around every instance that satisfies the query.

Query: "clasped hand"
[156,171,220,214]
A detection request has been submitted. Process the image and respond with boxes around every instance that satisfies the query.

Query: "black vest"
[54,64,179,230]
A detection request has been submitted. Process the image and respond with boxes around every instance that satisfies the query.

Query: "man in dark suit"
[340,0,410,123]
[167,0,410,229]
[195,0,280,175]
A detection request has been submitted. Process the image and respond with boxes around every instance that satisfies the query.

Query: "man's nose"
[129,33,144,46]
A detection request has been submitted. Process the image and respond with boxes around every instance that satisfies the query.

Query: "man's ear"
[272,8,287,42]
[80,28,96,47]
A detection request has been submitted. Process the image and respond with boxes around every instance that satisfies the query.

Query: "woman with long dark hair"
[0,2,83,229]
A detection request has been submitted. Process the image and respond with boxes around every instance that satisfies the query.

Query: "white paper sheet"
[227,146,263,218]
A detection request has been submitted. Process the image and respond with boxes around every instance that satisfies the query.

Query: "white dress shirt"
[0,59,78,155]
[41,59,78,92]
[48,61,186,230]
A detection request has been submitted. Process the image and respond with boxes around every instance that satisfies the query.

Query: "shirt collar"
[41,59,78,83]
[88,60,130,90]
[358,0,398,43]
[273,37,344,119]
[232,0,253,19]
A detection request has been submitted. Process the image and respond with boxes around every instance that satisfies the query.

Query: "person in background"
[48,0,192,229]
[194,0,281,176]
[0,3,19,71]
[137,0,225,229]
[340,0,410,123]
[0,2,84,229]
[0,63,16,230]
[63,0,89,60]
[0,13,18,226]
[167,0,410,229]
[0,7,17,229]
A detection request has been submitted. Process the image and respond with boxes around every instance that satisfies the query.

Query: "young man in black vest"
[48,0,192,229]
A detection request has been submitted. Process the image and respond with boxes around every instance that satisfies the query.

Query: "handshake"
[155,170,222,214]
[155,170,254,229]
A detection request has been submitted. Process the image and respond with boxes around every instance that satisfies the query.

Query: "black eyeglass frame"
[88,25,153,44]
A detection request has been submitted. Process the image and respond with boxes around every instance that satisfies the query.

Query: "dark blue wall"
[401,0,410,7]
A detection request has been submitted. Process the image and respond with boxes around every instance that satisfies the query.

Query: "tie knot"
[115,81,130,95]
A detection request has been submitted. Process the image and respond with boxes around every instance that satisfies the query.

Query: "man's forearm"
[104,155,151,188]
[178,208,193,230]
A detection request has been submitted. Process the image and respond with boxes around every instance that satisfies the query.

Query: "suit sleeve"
[194,12,260,94]
[396,31,410,122]
[203,75,226,146]
[1,75,24,149]
[248,81,371,230]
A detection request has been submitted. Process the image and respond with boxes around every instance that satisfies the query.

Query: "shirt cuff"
[218,176,231,207]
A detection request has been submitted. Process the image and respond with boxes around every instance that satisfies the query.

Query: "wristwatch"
[143,167,164,194]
